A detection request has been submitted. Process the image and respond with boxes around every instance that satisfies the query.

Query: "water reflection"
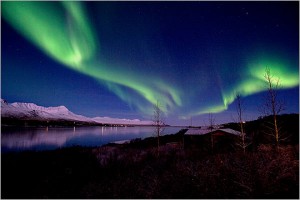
[1,126,181,152]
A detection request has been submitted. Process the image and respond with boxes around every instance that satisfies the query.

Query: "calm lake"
[1,126,183,152]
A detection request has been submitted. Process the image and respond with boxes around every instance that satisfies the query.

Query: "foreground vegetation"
[1,114,299,198]
[2,143,298,198]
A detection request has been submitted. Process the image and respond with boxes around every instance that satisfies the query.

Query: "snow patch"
[1,99,152,125]
[93,116,152,125]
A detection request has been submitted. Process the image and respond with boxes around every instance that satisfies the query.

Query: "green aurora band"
[193,55,299,116]
[2,1,182,114]
[2,2,96,67]
[2,2,298,119]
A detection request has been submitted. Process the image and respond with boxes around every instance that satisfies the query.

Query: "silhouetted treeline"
[223,114,299,146]
[1,114,298,198]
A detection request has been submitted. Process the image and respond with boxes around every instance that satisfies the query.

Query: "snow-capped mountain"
[1,99,92,122]
[93,117,152,125]
[1,99,152,125]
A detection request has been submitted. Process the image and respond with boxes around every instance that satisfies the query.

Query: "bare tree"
[262,66,285,148]
[208,113,215,151]
[235,94,251,153]
[153,100,164,157]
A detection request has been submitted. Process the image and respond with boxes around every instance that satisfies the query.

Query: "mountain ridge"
[1,99,152,126]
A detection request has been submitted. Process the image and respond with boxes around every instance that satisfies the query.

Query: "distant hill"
[1,99,152,127]
[223,113,299,145]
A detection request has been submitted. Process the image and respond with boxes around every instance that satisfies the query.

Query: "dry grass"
[2,142,299,198]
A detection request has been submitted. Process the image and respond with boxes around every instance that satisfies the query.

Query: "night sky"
[1,1,299,126]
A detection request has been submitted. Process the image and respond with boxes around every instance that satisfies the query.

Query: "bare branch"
[153,100,164,157]
[235,93,251,153]
[261,66,285,148]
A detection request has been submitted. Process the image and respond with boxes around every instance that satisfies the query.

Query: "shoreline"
[2,136,299,198]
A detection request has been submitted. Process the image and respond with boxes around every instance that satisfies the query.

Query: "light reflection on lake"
[1,126,182,152]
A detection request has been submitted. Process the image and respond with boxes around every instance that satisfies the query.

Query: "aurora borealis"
[2,1,299,125]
